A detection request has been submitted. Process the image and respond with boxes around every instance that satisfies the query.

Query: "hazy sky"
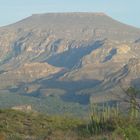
[0,0,140,27]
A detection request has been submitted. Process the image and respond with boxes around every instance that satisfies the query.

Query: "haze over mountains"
[0,13,140,109]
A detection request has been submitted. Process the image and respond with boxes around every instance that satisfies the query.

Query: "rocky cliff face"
[0,13,140,104]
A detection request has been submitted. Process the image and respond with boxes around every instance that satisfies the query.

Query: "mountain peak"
[0,11,140,108]
[31,12,107,17]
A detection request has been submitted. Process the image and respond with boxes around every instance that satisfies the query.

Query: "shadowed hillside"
[0,13,140,113]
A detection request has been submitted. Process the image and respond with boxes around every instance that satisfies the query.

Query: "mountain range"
[0,13,140,113]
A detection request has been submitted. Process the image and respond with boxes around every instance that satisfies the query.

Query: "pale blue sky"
[0,0,140,28]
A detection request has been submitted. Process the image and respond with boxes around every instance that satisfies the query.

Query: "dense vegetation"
[0,87,140,140]
[0,104,140,140]
[0,109,86,140]
[0,92,88,116]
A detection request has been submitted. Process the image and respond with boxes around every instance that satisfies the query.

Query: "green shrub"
[87,104,119,135]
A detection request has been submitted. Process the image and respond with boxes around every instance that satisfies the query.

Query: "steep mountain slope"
[0,13,140,109]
